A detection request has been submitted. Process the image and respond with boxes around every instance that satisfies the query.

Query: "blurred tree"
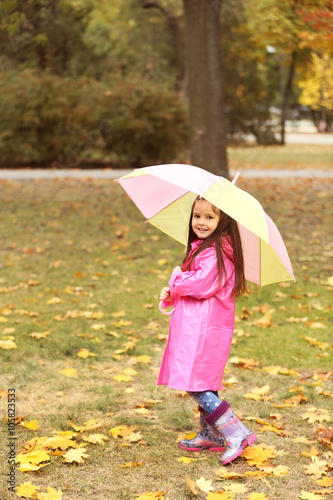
[246,0,333,144]
[139,0,229,178]
[298,53,333,124]
[0,0,97,75]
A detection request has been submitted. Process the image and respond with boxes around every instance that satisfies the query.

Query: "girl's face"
[192,200,220,239]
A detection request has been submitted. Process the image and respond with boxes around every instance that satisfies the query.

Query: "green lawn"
[0,175,332,500]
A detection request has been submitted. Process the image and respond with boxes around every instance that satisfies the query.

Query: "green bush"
[0,69,188,167]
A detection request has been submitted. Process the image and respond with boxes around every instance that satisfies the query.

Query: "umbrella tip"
[231,172,240,185]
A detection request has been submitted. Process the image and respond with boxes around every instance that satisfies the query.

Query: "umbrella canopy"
[116,164,294,287]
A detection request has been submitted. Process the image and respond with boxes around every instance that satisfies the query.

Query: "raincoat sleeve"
[169,249,234,300]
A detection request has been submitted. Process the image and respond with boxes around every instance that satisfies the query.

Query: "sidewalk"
[0,168,332,179]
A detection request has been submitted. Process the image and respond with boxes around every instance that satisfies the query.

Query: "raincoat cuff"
[161,298,174,309]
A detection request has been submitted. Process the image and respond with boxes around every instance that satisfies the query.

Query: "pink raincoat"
[157,237,236,392]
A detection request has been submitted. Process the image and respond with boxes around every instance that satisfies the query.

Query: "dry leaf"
[82,433,108,444]
[36,486,62,500]
[185,473,198,495]
[304,460,328,479]
[63,448,90,464]
[177,456,197,464]
[60,368,77,378]
[299,492,323,500]
[119,461,145,468]
[196,476,214,492]
[21,419,39,430]
[77,348,96,359]
[0,339,17,349]
[207,492,235,499]
[16,481,41,498]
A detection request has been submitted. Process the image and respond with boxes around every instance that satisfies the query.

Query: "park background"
[0,1,332,500]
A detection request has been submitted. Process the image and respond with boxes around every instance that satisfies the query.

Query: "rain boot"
[205,404,257,465]
[179,407,225,452]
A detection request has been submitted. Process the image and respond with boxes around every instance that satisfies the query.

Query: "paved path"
[0,168,332,179]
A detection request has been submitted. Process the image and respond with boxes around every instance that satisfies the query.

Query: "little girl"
[158,196,257,465]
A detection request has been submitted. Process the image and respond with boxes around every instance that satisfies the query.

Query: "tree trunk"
[280,51,297,145]
[183,0,228,178]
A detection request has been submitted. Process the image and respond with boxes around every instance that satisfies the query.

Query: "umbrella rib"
[145,190,193,221]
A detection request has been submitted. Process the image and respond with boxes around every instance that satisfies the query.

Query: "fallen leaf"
[246,494,269,500]
[196,476,214,492]
[177,456,197,464]
[304,460,328,479]
[316,477,333,487]
[63,448,90,464]
[36,486,62,500]
[82,433,108,444]
[185,473,198,495]
[119,461,145,468]
[0,339,17,349]
[77,348,96,359]
[207,492,235,499]
[60,368,77,378]
[299,492,323,500]
[21,419,39,430]
[16,481,41,498]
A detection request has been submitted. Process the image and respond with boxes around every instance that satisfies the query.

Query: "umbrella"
[116,164,294,287]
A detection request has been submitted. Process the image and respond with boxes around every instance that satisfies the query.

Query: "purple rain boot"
[205,404,257,465]
[179,407,225,452]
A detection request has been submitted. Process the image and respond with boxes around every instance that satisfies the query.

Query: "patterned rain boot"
[179,407,225,452]
[205,404,257,465]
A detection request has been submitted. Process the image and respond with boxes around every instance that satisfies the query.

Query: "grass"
[228,144,333,170]
[0,170,332,500]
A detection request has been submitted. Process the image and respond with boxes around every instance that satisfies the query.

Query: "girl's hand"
[172,266,182,274]
[160,287,172,302]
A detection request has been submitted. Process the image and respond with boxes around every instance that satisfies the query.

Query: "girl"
[158,196,257,465]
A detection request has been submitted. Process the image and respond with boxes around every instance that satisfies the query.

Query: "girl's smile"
[192,200,220,239]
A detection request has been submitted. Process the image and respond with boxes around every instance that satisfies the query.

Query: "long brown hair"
[182,196,247,298]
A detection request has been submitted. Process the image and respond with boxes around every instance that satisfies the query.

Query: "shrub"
[0,69,188,167]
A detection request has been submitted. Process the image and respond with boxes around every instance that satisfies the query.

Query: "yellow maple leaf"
[91,323,105,330]
[241,444,277,466]
[207,492,235,499]
[113,374,133,382]
[111,309,126,317]
[177,456,197,463]
[82,433,108,444]
[36,486,62,500]
[213,467,240,479]
[109,425,134,439]
[134,408,150,415]
[291,437,315,444]
[135,492,165,500]
[304,460,328,479]
[223,483,248,494]
[125,431,143,442]
[316,477,333,487]
[77,348,96,359]
[135,355,152,364]
[299,492,323,500]
[263,365,299,376]
[44,436,78,450]
[19,462,49,472]
[63,448,89,464]
[60,368,77,378]
[70,419,102,432]
[21,419,39,430]
[119,461,145,468]
[29,331,50,339]
[0,339,17,349]
[302,410,330,424]
[123,368,138,376]
[195,476,214,492]
[16,481,41,498]
[16,449,50,465]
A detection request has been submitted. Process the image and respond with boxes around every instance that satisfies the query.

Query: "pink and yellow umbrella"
[116,164,294,287]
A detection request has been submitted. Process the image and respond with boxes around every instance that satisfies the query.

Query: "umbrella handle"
[159,301,174,316]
